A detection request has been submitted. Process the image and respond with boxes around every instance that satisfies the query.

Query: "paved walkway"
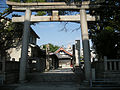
[14,82,81,90]
[1,68,120,90]
[18,68,80,90]
[1,82,120,90]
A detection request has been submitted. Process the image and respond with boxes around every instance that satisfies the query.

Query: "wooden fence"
[0,61,19,84]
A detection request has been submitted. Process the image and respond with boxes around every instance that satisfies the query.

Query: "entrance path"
[27,68,77,82]
[14,82,80,90]
[14,68,81,90]
[1,68,120,90]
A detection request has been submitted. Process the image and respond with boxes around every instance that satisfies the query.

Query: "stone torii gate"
[6,1,99,83]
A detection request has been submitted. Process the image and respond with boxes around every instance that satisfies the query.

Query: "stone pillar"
[72,45,75,66]
[80,9,91,81]
[45,44,50,71]
[104,56,107,71]
[19,8,31,82]
[75,40,81,66]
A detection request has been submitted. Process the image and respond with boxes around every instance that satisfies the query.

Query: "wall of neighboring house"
[8,46,21,61]
[7,29,38,61]
[8,45,32,61]
[7,29,46,73]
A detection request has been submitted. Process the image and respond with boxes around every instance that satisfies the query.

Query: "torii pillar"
[80,9,92,81]
[19,8,31,82]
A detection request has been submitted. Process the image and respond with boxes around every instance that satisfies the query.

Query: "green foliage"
[89,0,120,59]
[9,0,21,2]
[92,29,119,59]
[0,19,23,56]
[49,43,60,52]
[36,11,47,16]
[41,43,60,52]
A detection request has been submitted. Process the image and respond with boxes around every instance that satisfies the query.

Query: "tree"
[88,0,120,59]
[0,19,23,60]
[0,9,23,60]
[40,43,60,52]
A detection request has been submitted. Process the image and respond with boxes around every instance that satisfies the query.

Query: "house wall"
[7,45,32,61]
[7,45,22,61]
[7,28,39,61]
[59,60,71,68]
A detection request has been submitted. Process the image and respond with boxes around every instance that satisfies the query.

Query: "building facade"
[7,28,40,61]
[55,47,73,68]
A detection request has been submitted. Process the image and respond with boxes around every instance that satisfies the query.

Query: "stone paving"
[0,68,120,90]
[14,82,80,90]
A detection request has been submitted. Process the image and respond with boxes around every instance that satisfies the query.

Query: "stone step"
[96,72,120,80]
[27,72,77,82]
[81,80,120,87]
[92,80,120,87]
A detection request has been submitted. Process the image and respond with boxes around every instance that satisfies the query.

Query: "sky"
[31,22,82,47]
[0,0,92,48]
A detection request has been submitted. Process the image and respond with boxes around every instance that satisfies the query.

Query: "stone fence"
[103,56,120,80]
[92,56,120,80]
[104,56,120,71]
[92,61,104,79]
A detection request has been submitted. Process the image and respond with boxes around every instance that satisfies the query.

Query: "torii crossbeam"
[12,11,98,22]
[6,1,99,83]
[7,1,100,10]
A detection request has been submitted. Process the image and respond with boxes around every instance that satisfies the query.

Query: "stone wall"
[92,61,104,79]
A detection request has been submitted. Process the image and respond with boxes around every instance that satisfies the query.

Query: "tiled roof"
[55,47,73,56]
